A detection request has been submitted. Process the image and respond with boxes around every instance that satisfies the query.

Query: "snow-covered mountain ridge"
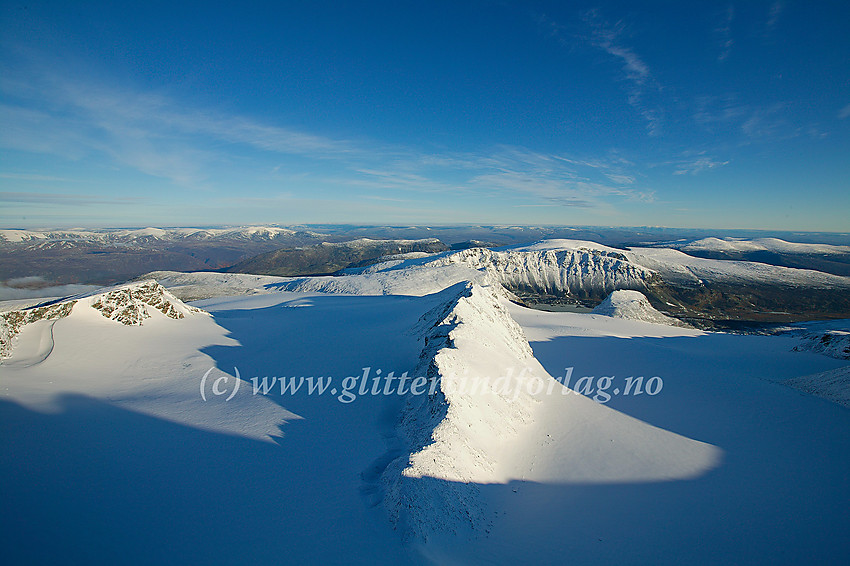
[679,237,850,256]
[416,245,655,297]
[377,281,722,549]
[380,282,539,541]
[89,281,204,325]
[352,238,850,296]
[0,226,299,244]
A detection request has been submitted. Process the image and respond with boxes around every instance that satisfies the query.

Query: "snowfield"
[2,256,850,564]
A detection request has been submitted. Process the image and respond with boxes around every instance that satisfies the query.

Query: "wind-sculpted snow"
[380,282,539,542]
[379,282,722,548]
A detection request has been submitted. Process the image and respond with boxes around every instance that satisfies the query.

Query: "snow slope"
[145,263,495,299]
[591,289,687,326]
[1,281,289,441]
[490,238,850,288]
[485,303,850,566]
[784,366,850,408]
[2,287,452,565]
[140,270,292,301]
[623,246,850,288]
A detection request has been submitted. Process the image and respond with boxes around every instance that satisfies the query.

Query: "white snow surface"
[142,270,294,301]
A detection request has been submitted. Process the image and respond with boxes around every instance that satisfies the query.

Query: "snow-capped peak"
[87,280,204,325]
[1,280,205,360]
[591,290,684,326]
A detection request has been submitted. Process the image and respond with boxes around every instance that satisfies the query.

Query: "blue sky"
[1,0,848,230]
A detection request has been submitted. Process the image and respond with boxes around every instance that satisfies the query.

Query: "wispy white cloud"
[582,9,663,136]
[671,157,730,176]
[716,5,735,61]
[533,9,663,136]
[464,148,654,207]
[766,1,784,33]
[0,67,363,187]
[0,191,145,206]
[839,103,850,120]
[741,103,789,138]
[694,97,801,144]
[694,95,749,130]
[0,59,655,216]
[756,1,785,42]
[0,173,75,182]
[605,173,635,185]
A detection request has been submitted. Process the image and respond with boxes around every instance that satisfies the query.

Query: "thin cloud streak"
[716,5,735,61]
[671,157,730,176]
[0,173,75,182]
[0,191,146,206]
[766,1,784,32]
[0,60,656,215]
[582,9,662,136]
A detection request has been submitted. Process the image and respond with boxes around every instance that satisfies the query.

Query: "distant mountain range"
[3,226,850,327]
[654,237,850,276]
[0,226,325,285]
